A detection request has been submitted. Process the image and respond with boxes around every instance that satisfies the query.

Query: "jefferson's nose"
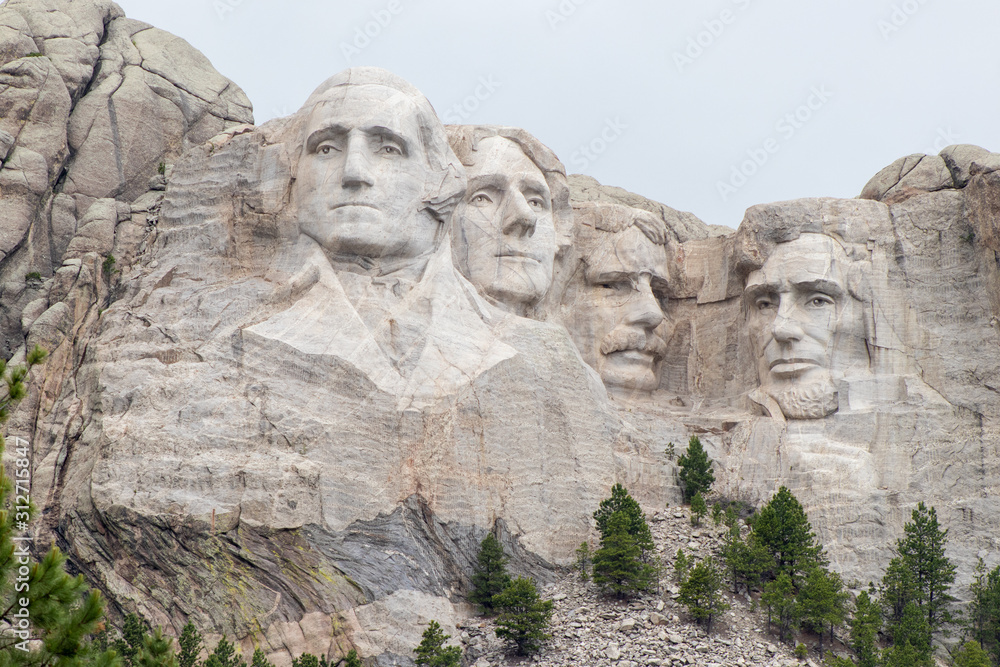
[501,191,537,238]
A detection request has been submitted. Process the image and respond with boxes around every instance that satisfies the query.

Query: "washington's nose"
[341,135,374,188]
[625,277,664,330]
[501,192,537,238]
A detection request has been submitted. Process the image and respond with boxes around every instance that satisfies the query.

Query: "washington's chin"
[599,351,661,392]
[300,207,388,248]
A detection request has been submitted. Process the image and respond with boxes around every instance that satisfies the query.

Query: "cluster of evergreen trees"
[467,533,554,656]
[95,616,362,667]
[661,435,1000,667]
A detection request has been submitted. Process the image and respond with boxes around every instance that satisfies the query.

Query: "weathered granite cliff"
[1,2,998,665]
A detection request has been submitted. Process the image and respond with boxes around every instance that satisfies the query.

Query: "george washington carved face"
[295,84,443,261]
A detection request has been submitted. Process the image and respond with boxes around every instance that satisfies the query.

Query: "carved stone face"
[564,225,670,392]
[744,233,867,418]
[452,136,556,310]
[294,84,439,260]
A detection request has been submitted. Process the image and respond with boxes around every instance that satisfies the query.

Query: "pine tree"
[896,502,956,637]
[879,556,917,629]
[135,627,177,667]
[574,542,591,582]
[673,548,690,583]
[848,588,881,667]
[470,533,511,613]
[953,641,993,667]
[677,558,729,633]
[720,523,772,596]
[762,572,798,644]
[824,654,855,667]
[113,614,150,667]
[676,436,715,503]
[751,486,826,584]
[204,637,247,667]
[967,559,1000,665]
[0,344,118,667]
[592,484,654,559]
[290,653,329,667]
[881,602,932,667]
[711,503,724,527]
[250,649,275,667]
[796,566,848,655]
[492,577,553,656]
[340,650,361,667]
[689,492,707,526]
[177,623,204,667]
[592,512,656,598]
[881,640,931,667]
[413,620,461,667]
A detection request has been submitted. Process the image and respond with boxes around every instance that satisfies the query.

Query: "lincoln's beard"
[769,378,839,420]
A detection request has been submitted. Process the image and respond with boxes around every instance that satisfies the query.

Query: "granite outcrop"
[1,4,998,665]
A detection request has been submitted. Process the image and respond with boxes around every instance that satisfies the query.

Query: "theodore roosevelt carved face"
[563,204,672,393]
[744,233,869,419]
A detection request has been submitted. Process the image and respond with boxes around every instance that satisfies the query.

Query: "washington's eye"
[527,197,546,209]
[318,144,337,155]
[380,144,402,156]
[470,193,493,205]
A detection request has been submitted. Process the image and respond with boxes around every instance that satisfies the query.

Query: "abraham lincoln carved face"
[744,233,869,419]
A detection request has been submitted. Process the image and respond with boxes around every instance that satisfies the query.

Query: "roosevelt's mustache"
[600,328,667,359]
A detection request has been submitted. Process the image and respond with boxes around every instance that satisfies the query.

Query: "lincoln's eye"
[471,193,493,205]
[808,295,835,308]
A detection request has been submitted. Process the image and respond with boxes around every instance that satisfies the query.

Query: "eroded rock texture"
[1,4,998,666]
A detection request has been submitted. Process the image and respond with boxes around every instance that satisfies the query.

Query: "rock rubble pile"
[459,507,826,667]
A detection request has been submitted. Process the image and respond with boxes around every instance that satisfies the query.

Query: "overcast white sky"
[114,0,1000,229]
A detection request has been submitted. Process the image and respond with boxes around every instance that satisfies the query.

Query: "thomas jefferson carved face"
[744,233,868,419]
[294,84,441,261]
[451,136,556,311]
[564,221,670,392]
